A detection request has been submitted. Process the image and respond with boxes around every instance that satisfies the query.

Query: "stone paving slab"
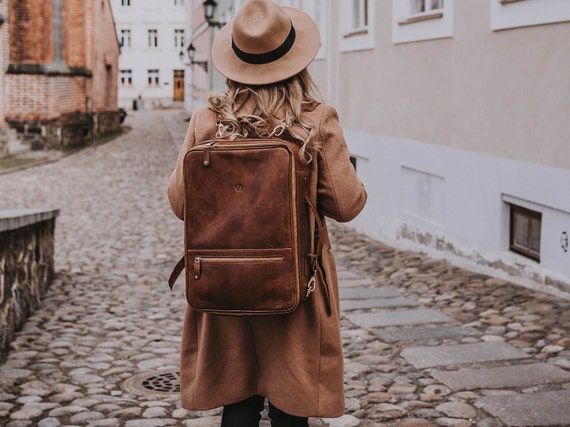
[401,342,529,369]
[375,325,482,343]
[336,269,360,280]
[345,308,454,328]
[432,363,570,390]
[339,277,378,287]
[475,390,570,427]
[339,287,401,299]
[341,297,420,311]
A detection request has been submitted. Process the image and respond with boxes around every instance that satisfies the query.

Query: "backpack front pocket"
[185,249,300,315]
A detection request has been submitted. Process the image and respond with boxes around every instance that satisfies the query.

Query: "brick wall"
[63,0,87,68]
[5,0,120,147]
[8,0,52,64]
[90,0,119,112]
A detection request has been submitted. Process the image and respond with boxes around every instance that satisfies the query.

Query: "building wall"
[111,0,188,110]
[335,0,570,171]
[90,0,120,112]
[5,0,120,147]
[64,0,87,69]
[8,0,53,65]
[317,0,570,295]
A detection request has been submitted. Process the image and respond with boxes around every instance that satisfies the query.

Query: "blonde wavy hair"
[207,69,321,163]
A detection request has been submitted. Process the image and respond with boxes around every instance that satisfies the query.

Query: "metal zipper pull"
[194,257,202,280]
[305,275,316,298]
[203,142,214,166]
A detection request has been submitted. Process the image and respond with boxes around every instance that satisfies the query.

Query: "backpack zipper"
[193,255,285,280]
[202,142,215,166]
[201,141,290,168]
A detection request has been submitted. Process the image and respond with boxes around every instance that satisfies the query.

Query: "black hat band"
[232,23,296,65]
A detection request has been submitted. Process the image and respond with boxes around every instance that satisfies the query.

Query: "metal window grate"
[510,204,541,262]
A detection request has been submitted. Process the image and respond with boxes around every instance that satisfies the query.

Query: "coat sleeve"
[167,112,198,220]
[316,105,367,222]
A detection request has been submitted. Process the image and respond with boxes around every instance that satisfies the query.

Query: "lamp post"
[202,0,226,29]
[180,42,208,72]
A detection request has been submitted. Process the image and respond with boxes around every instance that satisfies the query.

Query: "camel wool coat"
[167,102,367,418]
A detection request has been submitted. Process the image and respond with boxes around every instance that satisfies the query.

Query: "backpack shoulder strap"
[168,256,185,290]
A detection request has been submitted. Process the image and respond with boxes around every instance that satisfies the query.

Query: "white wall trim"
[490,0,570,31]
[339,0,375,52]
[392,0,454,44]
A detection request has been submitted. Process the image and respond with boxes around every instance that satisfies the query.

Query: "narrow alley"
[0,110,569,427]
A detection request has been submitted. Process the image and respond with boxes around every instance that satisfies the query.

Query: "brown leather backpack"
[168,137,327,316]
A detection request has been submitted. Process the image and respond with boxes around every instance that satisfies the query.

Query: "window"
[174,0,184,5]
[490,0,570,31]
[148,29,158,48]
[410,0,444,15]
[350,0,368,33]
[120,69,133,86]
[120,29,131,48]
[121,0,130,6]
[174,29,185,49]
[510,204,541,261]
[340,0,375,52]
[148,69,160,86]
[392,0,453,44]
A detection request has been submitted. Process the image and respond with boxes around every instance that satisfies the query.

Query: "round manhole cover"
[122,369,180,398]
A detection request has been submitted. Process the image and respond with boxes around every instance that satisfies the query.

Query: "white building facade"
[188,0,570,297]
[111,0,189,110]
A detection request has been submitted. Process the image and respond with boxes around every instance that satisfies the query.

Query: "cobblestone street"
[0,109,569,427]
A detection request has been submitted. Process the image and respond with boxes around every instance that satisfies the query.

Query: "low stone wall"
[0,208,59,363]
[5,110,122,151]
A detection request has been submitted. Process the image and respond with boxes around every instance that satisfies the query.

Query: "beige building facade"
[188,0,570,296]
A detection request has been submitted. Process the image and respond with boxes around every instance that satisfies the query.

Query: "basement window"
[510,204,541,261]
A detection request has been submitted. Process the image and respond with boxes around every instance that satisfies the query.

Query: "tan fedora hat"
[212,0,320,85]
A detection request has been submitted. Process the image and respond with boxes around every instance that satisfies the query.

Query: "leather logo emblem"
[234,184,244,192]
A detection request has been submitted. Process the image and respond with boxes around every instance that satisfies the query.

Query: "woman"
[167,1,367,426]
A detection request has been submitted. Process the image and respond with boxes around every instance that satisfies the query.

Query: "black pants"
[221,395,309,427]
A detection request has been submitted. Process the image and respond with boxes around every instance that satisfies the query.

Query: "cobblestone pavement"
[1,109,569,427]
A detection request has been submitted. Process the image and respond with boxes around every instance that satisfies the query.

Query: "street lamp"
[181,42,208,72]
[203,0,226,29]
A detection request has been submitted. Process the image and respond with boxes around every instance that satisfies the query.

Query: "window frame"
[120,29,131,49]
[509,204,542,262]
[490,0,570,31]
[119,69,133,86]
[340,0,375,52]
[147,29,158,48]
[174,29,185,49]
[147,69,160,86]
[392,0,453,44]
[121,0,131,6]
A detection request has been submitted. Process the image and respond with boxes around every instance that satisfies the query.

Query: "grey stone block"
[476,390,570,426]
[432,363,570,390]
[376,326,482,343]
[340,287,401,299]
[401,342,529,369]
[346,308,454,328]
[341,297,420,311]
